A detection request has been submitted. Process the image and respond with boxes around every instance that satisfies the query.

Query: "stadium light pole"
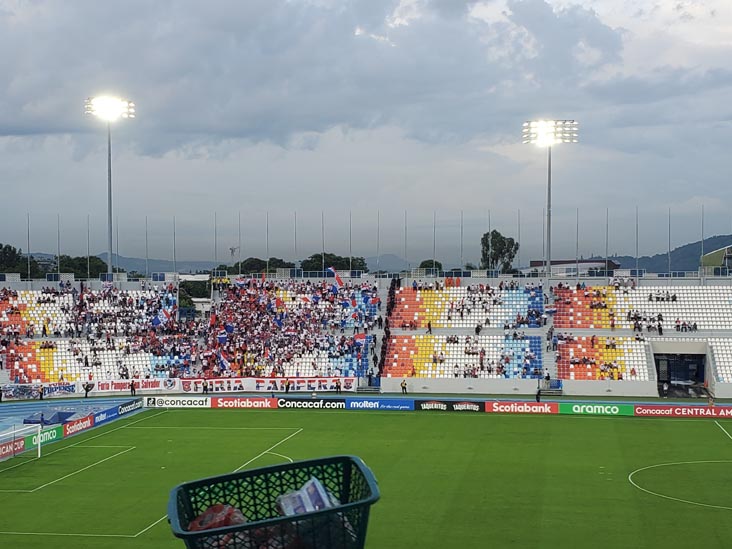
[522,120,578,280]
[84,96,135,275]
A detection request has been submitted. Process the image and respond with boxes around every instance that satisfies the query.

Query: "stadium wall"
[380,377,660,397]
[560,380,658,397]
[379,377,539,395]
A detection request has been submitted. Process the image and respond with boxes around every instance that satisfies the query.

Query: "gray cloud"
[0,0,730,267]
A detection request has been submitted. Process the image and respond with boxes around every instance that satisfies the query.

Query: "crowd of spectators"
[204,278,379,378]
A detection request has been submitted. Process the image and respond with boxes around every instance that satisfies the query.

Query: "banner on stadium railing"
[414,400,484,413]
[634,404,732,418]
[1,384,41,401]
[1,382,78,401]
[485,401,558,414]
[86,378,179,395]
[559,403,634,416]
[145,396,211,408]
[346,398,414,411]
[179,377,357,394]
[43,383,77,398]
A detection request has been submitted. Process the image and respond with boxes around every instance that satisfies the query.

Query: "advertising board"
[63,415,95,437]
[346,398,414,411]
[145,396,211,408]
[634,404,732,418]
[276,398,346,410]
[559,403,634,416]
[485,401,558,414]
[211,397,279,409]
[414,400,485,412]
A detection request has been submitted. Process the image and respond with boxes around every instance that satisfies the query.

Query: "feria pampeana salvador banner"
[1,377,357,399]
[178,377,357,394]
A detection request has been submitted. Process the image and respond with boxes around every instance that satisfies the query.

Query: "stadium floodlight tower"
[522,120,578,280]
[84,96,135,275]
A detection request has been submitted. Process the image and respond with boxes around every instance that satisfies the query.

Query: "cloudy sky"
[1,0,731,268]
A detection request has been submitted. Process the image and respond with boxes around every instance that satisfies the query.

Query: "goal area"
[0,424,42,463]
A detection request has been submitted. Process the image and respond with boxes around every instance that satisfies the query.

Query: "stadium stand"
[555,335,649,381]
[390,282,544,330]
[709,338,732,383]
[553,284,732,330]
[383,333,542,379]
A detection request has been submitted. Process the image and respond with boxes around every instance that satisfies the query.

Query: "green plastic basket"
[168,455,380,549]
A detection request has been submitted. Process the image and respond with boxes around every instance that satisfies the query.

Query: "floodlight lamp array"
[84,96,135,122]
[522,120,578,146]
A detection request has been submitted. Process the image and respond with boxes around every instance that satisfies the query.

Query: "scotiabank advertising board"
[63,415,95,437]
[415,400,485,413]
[634,404,732,418]
[211,397,279,409]
[485,401,559,415]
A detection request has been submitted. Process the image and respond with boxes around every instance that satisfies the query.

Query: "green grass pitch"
[1,408,732,548]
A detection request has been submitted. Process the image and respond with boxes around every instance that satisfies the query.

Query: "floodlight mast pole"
[546,145,552,280]
[85,96,135,276]
[107,121,113,275]
[522,120,578,282]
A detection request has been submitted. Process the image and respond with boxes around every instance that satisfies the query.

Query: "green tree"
[180,280,210,299]
[480,230,519,273]
[0,243,44,278]
[300,253,368,272]
[58,255,113,279]
[229,257,295,274]
[418,259,443,271]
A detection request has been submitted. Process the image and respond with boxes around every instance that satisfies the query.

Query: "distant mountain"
[27,235,732,275]
[593,234,732,273]
[97,253,219,274]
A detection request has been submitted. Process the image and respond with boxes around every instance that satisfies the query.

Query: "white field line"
[234,428,303,472]
[76,445,136,449]
[0,531,135,538]
[133,514,170,538]
[627,460,732,511]
[0,410,167,475]
[137,427,305,538]
[0,446,137,493]
[128,426,298,430]
[267,451,294,463]
[29,447,136,492]
[715,420,732,441]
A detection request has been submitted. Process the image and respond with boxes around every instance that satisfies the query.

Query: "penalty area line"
[715,420,732,442]
[0,531,136,538]
[234,428,304,472]
[29,447,136,492]
[133,428,304,538]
